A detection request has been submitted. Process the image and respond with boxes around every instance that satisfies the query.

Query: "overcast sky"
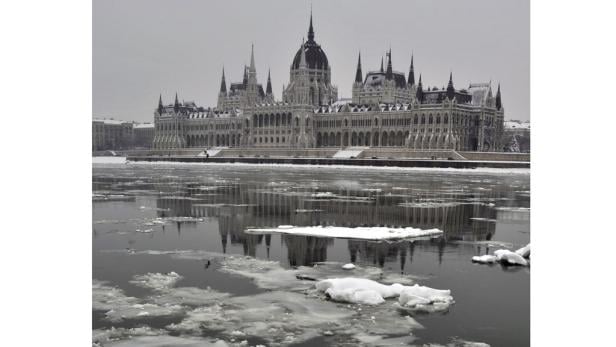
[93,0,529,122]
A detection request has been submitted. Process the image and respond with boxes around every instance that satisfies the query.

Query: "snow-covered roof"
[92,118,130,125]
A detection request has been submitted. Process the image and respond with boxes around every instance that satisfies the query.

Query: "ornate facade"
[153,14,504,152]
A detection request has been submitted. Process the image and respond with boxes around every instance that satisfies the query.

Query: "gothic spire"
[266,69,272,95]
[386,49,393,80]
[355,52,363,83]
[242,65,248,85]
[174,92,180,112]
[220,67,227,94]
[446,72,455,100]
[307,8,315,42]
[249,44,256,72]
[416,75,424,102]
[408,54,415,86]
[158,94,164,114]
[380,57,384,73]
[496,83,502,110]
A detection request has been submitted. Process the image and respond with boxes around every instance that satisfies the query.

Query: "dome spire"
[408,54,415,86]
[355,51,363,83]
[308,6,315,42]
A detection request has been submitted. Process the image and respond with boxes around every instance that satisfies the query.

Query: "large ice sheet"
[316,278,405,305]
[245,225,443,240]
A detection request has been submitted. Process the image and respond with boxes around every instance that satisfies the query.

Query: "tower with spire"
[283,11,337,106]
[265,69,274,102]
[352,52,363,104]
[446,72,455,100]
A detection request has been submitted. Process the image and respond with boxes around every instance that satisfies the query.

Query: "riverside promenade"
[121,147,530,169]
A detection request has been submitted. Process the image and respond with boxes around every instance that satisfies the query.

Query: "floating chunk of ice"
[316,278,405,305]
[103,335,229,347]
[130,272,183,291]
[342,263,356,270]
[398,284,454,313]
[245,225,443,240]
[471,255,498,264]
[494,249,529,266]
[515,243,531,258]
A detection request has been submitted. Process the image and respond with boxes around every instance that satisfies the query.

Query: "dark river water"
[93,162,530,347]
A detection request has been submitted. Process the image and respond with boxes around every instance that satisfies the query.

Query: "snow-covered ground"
[245,225,443,240]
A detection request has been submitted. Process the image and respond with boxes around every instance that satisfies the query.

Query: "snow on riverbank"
[120,160,530,175]
[245,225,443,240]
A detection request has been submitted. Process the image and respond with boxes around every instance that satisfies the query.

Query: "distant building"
[133,123,155,149]
[503,120,530,152]
[92,119,154,151]
[154,13,505,151]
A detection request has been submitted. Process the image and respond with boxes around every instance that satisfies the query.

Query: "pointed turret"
[266,69,273,95]
[219,67,227,94]
[495,83,502,110]
[242,65,248,86]
[446,72,455,100]
[355,52,363,83]
[408,55,415,86]
[416,75,424,102]
[386,49,393,80]
[158,94,164,114]
[307,8,315,42]
[380,57,384,73]
[174,92,180,112]
[249,44,256,72]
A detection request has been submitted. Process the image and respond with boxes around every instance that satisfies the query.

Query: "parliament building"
[153,14,504,152]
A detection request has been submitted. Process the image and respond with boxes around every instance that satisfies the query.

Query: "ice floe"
[315,277,453,312]
[471,255,498,264]
[102,335,229,347]
[130,272,183,291]
[92,280,183,323]
[473,244,530,267]
[342,263,356,270]
[245,225,443,240]
[398,285,454,313]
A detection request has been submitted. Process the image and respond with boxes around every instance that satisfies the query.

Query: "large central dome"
[291,15,329,70]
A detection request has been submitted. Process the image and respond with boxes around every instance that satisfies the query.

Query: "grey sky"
[93,0,529,122]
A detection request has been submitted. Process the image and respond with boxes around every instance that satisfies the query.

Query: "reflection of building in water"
[154,181,504,261]
[283,235,333,266]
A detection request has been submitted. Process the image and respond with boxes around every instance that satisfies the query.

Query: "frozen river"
[93,161,530,346]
